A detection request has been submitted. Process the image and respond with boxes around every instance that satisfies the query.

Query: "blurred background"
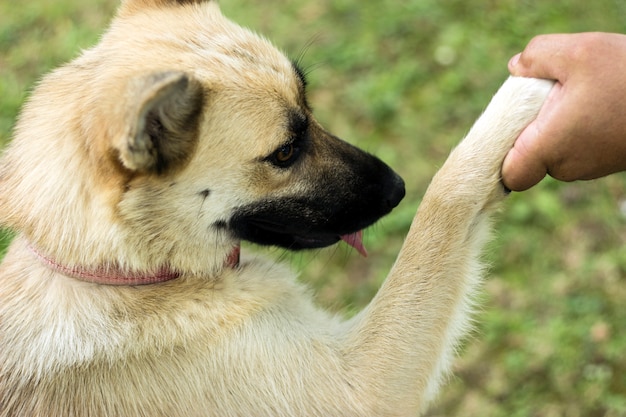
[1,0,626,415]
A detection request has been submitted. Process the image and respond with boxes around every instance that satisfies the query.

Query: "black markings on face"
[291,61,310,109]
[291,61,308,90]
[229,124,405,251]
[264,111,309,169]
[213,220,228,230]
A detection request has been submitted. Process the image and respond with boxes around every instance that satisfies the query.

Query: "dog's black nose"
[385,174,405,209]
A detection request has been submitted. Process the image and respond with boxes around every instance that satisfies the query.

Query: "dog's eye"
[276,144,295,162]
[269,143,300,168]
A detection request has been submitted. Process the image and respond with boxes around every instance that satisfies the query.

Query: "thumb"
[501,122,548,191]
[507,53,523,75]
[508,34,571,81]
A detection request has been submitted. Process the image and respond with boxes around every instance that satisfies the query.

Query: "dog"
[0,0,553,415]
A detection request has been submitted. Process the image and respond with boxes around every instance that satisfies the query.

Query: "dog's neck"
[27,243,241,285]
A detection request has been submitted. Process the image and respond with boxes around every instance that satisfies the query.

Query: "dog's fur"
[0,0,553,415]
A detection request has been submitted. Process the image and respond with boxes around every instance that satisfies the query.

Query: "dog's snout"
[385,174,405,209]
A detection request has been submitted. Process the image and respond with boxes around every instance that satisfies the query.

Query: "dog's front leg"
[341,77,554,415]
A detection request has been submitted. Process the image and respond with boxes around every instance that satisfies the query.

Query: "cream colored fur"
[0,0,553,415]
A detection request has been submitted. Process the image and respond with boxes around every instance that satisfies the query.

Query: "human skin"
[502,32,626,191]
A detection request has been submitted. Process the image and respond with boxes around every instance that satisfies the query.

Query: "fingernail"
[508,53,521,69]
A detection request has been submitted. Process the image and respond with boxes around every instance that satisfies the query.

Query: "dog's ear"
[117,71,203,174]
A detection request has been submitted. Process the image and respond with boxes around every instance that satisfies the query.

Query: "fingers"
[504,35,572,191]
[508,34,573,81]
[503,33,626,191]
[501,122,548,191]
[502,79,562,191]
[507,53,522,73]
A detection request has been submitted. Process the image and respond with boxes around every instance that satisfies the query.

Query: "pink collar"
[28,243,240,285]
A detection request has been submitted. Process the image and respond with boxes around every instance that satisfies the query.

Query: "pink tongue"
[340,230,368,257]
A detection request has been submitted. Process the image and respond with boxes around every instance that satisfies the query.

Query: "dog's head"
[0,0,404,275]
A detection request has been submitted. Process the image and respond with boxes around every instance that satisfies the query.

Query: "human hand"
[502,32,626,191]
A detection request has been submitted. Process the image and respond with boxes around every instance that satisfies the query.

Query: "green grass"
[2,0,626,415]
